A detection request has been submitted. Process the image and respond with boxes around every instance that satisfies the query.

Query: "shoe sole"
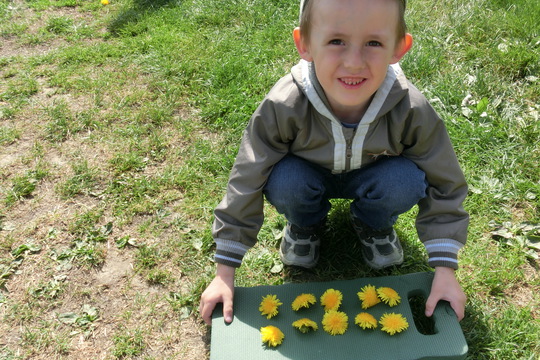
[279,245,318,269]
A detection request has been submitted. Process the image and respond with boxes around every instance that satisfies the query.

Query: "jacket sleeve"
[400,90,469,270]
[211,91,297,268]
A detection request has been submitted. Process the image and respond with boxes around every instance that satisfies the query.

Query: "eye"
[329,39,345,46]
[367,40,382,47]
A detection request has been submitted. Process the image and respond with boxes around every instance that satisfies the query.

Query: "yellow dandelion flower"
[292,293,317,311]
[357,284,381,309]
[101,0,109,5]
[355,312,378,330]
[377,287,401,307]
[322,310,348,335]
[380,313,409,335]
[292,318,318,333]
[259,294,282,319]
[320,288,343,311]
[260,325,285,347]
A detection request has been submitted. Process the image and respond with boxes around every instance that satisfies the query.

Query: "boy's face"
[294,0,412,121]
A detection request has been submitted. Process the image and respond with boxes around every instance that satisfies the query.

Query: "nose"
[343,47,365,71]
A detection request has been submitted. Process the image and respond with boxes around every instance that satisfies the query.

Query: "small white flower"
[465,74,477,86]
[461,94,474,107]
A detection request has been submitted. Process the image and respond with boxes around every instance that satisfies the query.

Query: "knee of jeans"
[265,181,325,209]
[390,158,427,192]
[264,156,326,203]
[390,171,427,202]
[363,169,426,206]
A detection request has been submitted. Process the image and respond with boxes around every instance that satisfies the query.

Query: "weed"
[57,304,99,330]
[45,101,80,142]
[167,291,196,320]
[30,275,67,299]
[115,235,140,249]
[46,16,74,35]
[112,328,146,358]
[51,222,112,268]
[0,126,21,145]
[490,222,540,260]
[51,240,106,268]
[69,208,105,235]
[5,176,37,205]
[135,245,159,270]
[4,167,48,205]
[0,348,24,360]
[108,152,147,174]
[146,269,173,285]
[1,72,39,102]
[56,159,99,199]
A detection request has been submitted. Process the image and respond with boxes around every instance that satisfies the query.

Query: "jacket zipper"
[343,127,356,172]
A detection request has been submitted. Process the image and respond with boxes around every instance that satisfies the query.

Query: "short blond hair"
[299,0,407,45]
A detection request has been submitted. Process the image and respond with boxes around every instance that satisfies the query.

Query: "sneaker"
[279,222,322,269]
[350,215,403,270]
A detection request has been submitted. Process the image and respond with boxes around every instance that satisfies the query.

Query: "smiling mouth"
[340,78,365,86]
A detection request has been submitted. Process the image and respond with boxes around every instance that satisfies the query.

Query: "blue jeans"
[263,155,427,230]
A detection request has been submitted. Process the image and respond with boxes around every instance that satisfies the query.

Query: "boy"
[199,0,468,326]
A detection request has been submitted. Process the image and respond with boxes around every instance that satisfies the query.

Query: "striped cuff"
[214,238,250,268]
[424,238,464,270]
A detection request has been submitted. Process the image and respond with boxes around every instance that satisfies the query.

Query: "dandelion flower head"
[380,313,409,335]
[292,293,317,311]
[259,294,282,319]
[355,312,378,330]
[357,284,381,309]
[320,288,343,311]
[377,287,401,307]
[292,318,318,333]
[322,310,349,335]
[260,325,285,347]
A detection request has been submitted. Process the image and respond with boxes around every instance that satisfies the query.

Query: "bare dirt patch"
[1,2,210,360]
[502,263,540,319]
[1,202,210,359]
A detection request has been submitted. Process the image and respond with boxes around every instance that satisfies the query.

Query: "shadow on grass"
[460,303,492,359]
[107,0,179,36]
[283,201,432,285]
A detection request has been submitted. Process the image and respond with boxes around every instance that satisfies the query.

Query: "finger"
[198,301,204,318]
[451,300,465,322]
[200,301,215,326]
[223,296,234,324]
[424,294,439,318]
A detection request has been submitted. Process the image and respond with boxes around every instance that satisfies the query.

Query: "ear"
[391,33,413,64]
[293,27,313,62]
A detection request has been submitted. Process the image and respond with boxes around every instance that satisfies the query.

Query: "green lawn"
[0,0,538,359]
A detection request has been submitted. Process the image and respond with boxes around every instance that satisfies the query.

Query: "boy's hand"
[425,266,466,321]
[199,264,236,325]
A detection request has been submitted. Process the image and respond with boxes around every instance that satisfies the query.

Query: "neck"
[333,101,370,124]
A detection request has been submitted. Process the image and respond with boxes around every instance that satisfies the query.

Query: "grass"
[0,0,539,359]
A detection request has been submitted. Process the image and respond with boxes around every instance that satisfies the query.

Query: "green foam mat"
[211,272,467,360]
